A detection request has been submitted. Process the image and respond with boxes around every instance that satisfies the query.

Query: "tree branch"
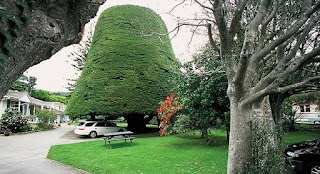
[252,15,320,93]
[207,24,219,53]
[283,14,320,64]
[194,0,214,13]
[235,0,272,88]
[228,0,248,40]
[248,1,320,65]
[141,22,207,43]
[272,75,320,94]
[187,21,203,46]
[307,56,320,63]
[213,0,236,79]
[169,0,187,13]
[243,46,320,106]
[253,46,320,94]
[257,0,283,50]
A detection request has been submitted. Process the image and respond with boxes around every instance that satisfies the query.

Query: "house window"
[300,105,305,112]
[10,101,19,111]
[305,105,310,112]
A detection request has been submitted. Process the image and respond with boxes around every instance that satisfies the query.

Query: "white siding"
[294,103,320,122]
[0,100,8,119]
[19,94,31,103]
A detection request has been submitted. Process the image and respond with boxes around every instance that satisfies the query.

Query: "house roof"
[3,90,66,108]
[4,90,32,103]
[4,90,28,99]
[30,96,46,106]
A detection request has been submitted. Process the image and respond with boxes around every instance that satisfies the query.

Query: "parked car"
[284,138,320,174]
[308,115,320,124]
[74,121,126,138]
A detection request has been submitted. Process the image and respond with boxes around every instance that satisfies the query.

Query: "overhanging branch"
[272,75,320,94]
[248,1,320,69]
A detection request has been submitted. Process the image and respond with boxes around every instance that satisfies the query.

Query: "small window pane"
[85,122,95,127]
[96,122,105,127]
[105,122,116,126]
[305,105,310,112]
[300,106,305,112]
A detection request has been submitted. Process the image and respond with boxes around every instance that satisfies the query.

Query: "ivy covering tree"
[66,5,178,131]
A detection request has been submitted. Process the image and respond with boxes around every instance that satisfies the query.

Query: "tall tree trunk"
[125,114,154,133]
[269,93,288,124]
[201,128,209,141]
[0,0,105,99]
[227,96,281,174]
[227,99,252,174]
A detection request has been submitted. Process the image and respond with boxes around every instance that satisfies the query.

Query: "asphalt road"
[0,124,93,174]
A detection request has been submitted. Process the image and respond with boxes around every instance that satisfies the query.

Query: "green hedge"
[66,5,178,117]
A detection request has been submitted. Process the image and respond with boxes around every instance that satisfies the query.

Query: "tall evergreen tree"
[65,5,179,132]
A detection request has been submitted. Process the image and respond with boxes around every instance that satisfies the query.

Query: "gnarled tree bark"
[0,0,105,98]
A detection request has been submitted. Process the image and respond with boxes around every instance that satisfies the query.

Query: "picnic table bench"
[103,131,135,148]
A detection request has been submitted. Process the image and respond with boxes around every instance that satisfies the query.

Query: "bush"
[1,109,28,133]
[29,123,38,131]
[36,109,56,125]
[37,123,54,130]
[172,115,192,133]
[19,124,34,132]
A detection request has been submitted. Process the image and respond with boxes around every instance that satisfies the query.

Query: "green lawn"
[47,130,319,174]
[282,131,319,145]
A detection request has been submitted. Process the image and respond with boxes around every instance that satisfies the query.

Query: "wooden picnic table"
[103,131,135,148]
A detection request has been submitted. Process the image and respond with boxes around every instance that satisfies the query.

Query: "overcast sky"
[25,0,207,92]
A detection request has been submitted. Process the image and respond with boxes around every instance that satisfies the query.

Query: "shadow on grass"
[101,141,139,149]
[171,132,228,148]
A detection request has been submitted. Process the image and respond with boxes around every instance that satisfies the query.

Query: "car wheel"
[314,121,320,125]
[89,131,97,138]
[118,129,124,132]
[306,163,320,174]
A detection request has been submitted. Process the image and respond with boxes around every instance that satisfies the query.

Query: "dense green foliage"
[0,109,27,133]
[174,44,229,140]
[10,74,36,93]
[36,109,56,130]
[31,89,67,104]
[66,5,178,117]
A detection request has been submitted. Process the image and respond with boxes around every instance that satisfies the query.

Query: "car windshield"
[78,122,85,126]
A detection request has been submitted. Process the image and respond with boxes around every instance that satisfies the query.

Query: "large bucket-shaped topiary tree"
[65,5,178,132]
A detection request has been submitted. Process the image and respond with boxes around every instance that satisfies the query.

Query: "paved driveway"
[0,124,94,174]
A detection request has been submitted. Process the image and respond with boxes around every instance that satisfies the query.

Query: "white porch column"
[33,105,36,115]
[18,101,21,112]
[26,103,30,115]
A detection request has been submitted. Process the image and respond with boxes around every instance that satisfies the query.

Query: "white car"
[74,121,126,138]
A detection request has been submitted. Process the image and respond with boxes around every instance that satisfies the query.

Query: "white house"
[0,90,68,123]
[293,101,320,123]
